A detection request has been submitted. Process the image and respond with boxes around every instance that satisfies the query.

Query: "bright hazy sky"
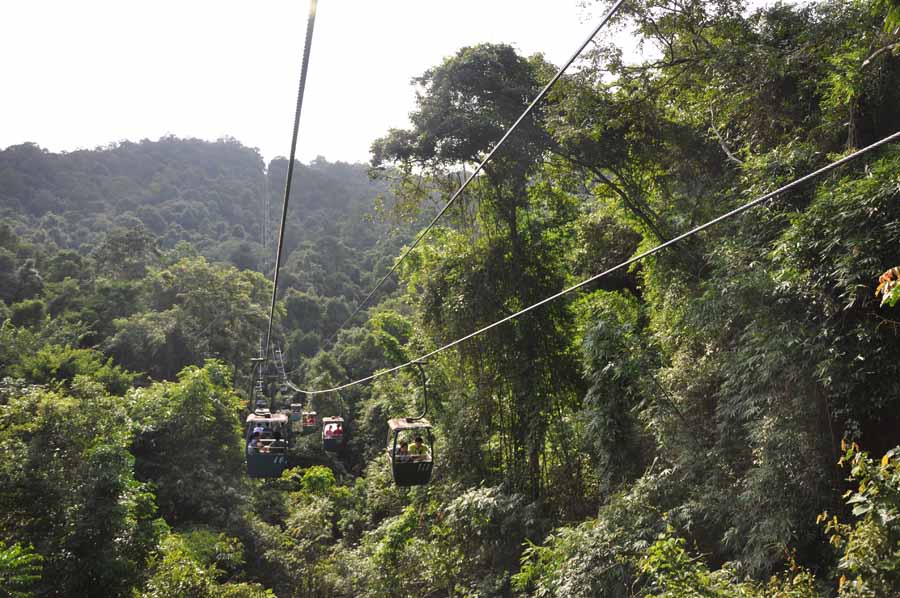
[2,1,788,165]
[1,1,625,165]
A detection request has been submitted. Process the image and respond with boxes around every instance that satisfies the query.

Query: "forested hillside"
[2,0,900,596]
[0,137,416,366]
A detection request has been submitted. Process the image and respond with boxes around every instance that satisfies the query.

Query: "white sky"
[1,0,790,165]
[0,1,619,165]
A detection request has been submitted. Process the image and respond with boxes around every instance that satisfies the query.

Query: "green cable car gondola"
[245,411,289,478]
[301,410,318,435]
[387,418,434,486]
[289,403,304,434]
[386,362,434,486]
[288,401,318,436]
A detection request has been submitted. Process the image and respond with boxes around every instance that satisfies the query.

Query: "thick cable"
[286,130,900,395]
[328,0,628,341]
[265,0,318,366]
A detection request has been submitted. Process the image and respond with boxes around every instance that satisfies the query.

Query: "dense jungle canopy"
[2,0,900,596]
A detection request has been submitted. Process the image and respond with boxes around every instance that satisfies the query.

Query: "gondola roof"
[387,418,432,432]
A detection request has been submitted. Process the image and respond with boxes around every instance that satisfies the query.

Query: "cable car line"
[264,0,318,369]
[328,0,628,342]
[285,129,900,396]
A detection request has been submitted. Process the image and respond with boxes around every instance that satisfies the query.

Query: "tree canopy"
[2,0,900,595]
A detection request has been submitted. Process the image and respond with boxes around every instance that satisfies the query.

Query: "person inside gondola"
[247,431,261,454]
[271,430,286,452]
[395,440,410,462]
[333,423,343,436]
[324,424,334,439]
[409,436,429,461]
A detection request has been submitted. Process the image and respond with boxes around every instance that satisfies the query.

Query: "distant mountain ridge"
[0,136,398,277]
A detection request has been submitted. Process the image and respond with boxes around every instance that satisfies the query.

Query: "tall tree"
[374,44,581,497]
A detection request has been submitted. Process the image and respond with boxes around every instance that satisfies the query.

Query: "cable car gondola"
[322,416,345,452]
[289,403,304,434]
[387,417,434,486]
[245,411,289,478]
[386,362,434,486]
[301,410,318,435]
[288,401,318,435]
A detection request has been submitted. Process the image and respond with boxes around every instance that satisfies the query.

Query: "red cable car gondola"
[322,416,345,452]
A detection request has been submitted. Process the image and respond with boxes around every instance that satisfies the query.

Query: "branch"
[862,41,900,69]
[645,14,675,60]
[620,56,698,74]
[569,155,670,242]
[708,105,744,165]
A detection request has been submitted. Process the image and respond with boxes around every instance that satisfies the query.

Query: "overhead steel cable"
[286,130,900,395]
[328,0,628,342]
[264,0,318,367]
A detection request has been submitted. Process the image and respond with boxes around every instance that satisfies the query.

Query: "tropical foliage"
[1,0,900,595]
